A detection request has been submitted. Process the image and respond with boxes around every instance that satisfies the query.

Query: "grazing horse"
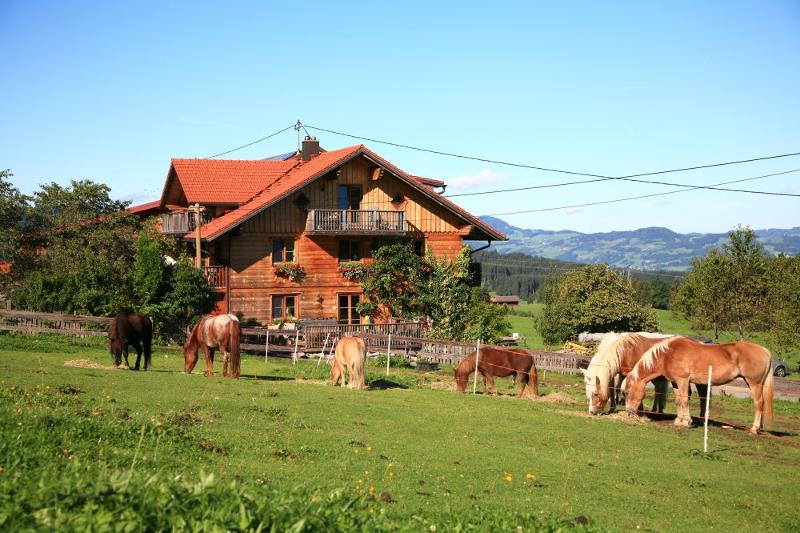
[183,314,241,379]
[581,332,679,415]
[108,312,153,370]
[331,336,366,389]
[625,336,774,434]
[453,347,539,398]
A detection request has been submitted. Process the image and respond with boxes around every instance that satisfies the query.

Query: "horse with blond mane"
[582,332,678,415]
[625,336,773,434]
[183,314,241,379]
[331,336,366,389]
[453,347,538,397]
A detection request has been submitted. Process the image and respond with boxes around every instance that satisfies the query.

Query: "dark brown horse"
[109,312,153,370]
[183,314,241,378]
[454,347,539,397]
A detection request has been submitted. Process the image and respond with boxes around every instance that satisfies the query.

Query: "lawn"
[2,334,799,531]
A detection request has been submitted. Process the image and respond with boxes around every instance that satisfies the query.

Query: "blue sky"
[1,1,798,233]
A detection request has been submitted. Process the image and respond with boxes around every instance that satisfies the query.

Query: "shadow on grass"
[368,379,408,390]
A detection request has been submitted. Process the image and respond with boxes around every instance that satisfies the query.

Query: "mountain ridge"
[478,216,800,271]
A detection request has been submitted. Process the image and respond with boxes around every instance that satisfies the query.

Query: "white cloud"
[448,169,509,190]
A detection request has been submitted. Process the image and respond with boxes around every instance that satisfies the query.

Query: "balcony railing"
[305,209,406,235]
[160,211,210,235]
[202,266,227,290]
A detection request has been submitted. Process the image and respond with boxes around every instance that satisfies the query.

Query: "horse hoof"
[749,428,759,436]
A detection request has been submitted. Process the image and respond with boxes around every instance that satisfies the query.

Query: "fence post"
[292,329,300,367]
[704,365,712,454]
[473,339,481,395]
[386,333,392,376]
[318,333,331,367]
[265,330,269,364]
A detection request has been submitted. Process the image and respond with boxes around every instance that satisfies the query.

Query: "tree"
[135,232,166,306]
[671,226,769,340]
[723,225,768,337]
[762,254,800,355]
[360,242,429,320]
[535,264,658,345]
[671,250,731,341]
[0,170,32,279]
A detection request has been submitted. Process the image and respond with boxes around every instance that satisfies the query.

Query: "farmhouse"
[140,138,506,324]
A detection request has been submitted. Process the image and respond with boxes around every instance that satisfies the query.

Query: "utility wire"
[305,123,800,184]
[206,124,295,159]
[482,169,800,216]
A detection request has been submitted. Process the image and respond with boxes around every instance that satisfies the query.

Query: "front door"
[338,294,361,325]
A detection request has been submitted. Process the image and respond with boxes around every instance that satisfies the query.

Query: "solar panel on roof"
[262,151,298,161]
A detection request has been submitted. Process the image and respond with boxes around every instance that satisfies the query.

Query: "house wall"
[218,157,471,325]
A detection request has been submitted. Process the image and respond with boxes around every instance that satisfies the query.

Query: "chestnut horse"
[625,336,774,434]
[109,312,153,370]
[183,314,241,378]
[454,347,539,398]
[581,332,679,415]
[331,336,366,389]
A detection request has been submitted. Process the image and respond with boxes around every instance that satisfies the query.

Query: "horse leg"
[122,344,131,369]
[330,359,342,386]
[221,347,229,378]
[485,374,497,396]
[748,381,764,434]
[695,383,709,419]
[516,372,527,398]
[133,341,143,371]
[674,380,691,426]
[203,346,214,377]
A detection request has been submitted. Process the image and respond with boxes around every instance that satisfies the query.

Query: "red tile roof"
[127,200,162,215]
[177,144,506,243]
[171,158,299,204]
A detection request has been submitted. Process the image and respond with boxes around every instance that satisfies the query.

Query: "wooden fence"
[0,309,112,336]
[0,310,589,375]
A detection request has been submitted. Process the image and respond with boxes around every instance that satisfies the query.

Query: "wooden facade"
[156,146,505,325]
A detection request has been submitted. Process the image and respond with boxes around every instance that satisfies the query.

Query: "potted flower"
[274,262,306,282]
[338,261,370,282]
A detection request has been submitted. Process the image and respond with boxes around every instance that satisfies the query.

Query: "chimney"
[301,136,320,161]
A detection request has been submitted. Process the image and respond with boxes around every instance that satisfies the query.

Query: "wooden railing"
[302,321,423,349]
[305,209,406,234]
[202,266,227,289]
[0,309,112,336]
[160,210,210,235]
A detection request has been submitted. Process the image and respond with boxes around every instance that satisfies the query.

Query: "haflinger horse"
[109,312,153,370]
[331,336,366,389]
[581,332,680,415]
[183,314,241,379]
[625,336,774,434]
[453,346,539,398]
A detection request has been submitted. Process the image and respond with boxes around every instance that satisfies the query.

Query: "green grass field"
[2,333,799,530]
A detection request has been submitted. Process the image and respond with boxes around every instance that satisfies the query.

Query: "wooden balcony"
[305,209,406,235]
[160,211,210,235]
[202,265,227,290]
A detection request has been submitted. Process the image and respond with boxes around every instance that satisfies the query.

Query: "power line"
[482,169,800,216]
[206,124,295,159]
[305,123,800,184]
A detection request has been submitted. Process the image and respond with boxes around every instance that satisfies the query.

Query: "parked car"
[771,360,790,377]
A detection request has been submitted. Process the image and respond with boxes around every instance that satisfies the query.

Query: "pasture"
[2,334,800,530]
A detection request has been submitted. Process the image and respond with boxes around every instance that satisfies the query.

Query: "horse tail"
[229,318,241,379]
[143,316,153,370]
[763,367,774,430]
[528,359,539,397]
[350,338,367,390]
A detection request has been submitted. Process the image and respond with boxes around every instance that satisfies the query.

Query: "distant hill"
[478,217,800,272]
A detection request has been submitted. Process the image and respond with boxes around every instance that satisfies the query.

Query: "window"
[272,239,295,263]
[271,295,297,320]
[413,238,425,257]
[338,185,362,210]
[338,240,362,262]
[338,294,361,325]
